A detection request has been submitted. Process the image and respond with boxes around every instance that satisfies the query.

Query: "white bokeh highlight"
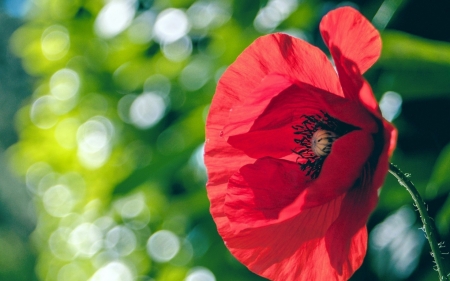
[379,91,402,121]
[68,223,103,257]
[95,0,136,38]
[89,261,133,281]
[77,116,114,169]
[43,184,74,217]
[153,8,190,44]
[129,92,166,129]
[369,206,425,279]
[254,0,298,32]
[147,230,180,262]
[105,226,137,257]
[50,68,80,101]
[187,2,231,30]
[185,267,216,281]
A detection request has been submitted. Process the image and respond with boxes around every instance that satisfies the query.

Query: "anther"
[311,130,337,157]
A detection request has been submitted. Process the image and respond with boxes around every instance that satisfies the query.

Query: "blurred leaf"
[376,31,450,98]
[426,142,450,199]
[381,31,450,69]
[436,194,450,236]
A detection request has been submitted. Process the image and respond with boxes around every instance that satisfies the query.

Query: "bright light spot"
[254,0,297,33]
[187,2,231,30]
[162,36,192,62]
[95,0,136,39]
[185,267,216,281]
[68,223,103,257]
[153,8,190,44]
[78,119,110,152]
[105,226,136,256]
[130,92,166,129]
[89,261,133,281]
[30,95,59,129]
[50,69,80,100]
[179,58,211,91]
[77,116,114,169]
[49,227,77,261]
[144,74,171,96]
[43,184,74,217]
[57,262,89,281]
[147,230,180,262]
[128,11,155,44]
[369,206,425,279]
[55,118,80,149]
[380,91,402,121]
[41,25,70,60]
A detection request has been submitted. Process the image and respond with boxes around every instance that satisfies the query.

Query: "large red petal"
[320,7,381,75]
[224,193,367,281]
[320,7,381,104]
[219,33,343,103]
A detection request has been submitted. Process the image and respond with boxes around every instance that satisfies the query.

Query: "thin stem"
[389,163,449,280]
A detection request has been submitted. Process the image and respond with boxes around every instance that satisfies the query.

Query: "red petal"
[226,82,378,160]
[217,33,344,111]
[325,176,378,275]
[225,158,306,231]
[371,120,397,191]
[320,7,381,103]
[224,192,367,281]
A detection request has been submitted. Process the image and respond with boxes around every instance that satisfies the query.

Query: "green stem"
[388,163,449,281]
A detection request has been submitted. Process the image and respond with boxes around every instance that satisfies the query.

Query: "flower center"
[292,111,359,179]
[311,129,337,157]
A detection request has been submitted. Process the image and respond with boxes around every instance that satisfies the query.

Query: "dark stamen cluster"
[292,111,358,179]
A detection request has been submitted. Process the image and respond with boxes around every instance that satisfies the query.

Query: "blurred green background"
[1,0,450,280]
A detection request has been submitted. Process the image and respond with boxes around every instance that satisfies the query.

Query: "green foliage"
[376,31,450,98]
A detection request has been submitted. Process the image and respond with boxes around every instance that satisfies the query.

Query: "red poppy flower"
[204,6,396,281]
